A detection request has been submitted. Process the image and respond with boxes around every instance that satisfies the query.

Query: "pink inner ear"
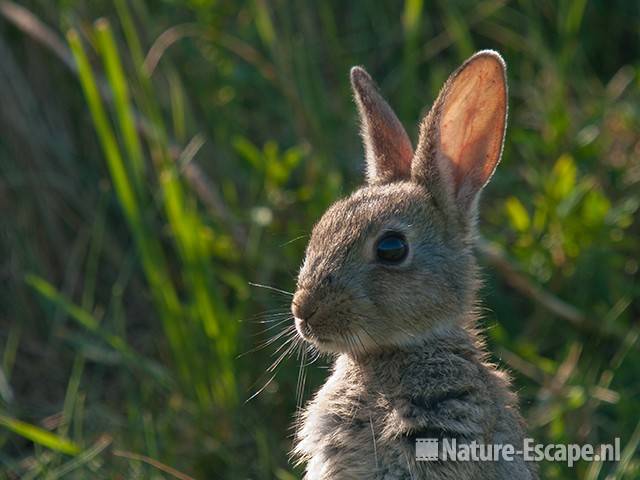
[439,56,507,196]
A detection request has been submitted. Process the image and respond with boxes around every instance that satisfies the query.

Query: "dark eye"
[375,233,408,264]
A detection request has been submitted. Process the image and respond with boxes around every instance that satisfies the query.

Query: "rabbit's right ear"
[351,67,414,184]
[411,51,508,216]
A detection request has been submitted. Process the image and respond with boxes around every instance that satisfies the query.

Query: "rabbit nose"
[292,290,318,322]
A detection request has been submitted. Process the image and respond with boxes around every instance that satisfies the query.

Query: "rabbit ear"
[351,66,414,184]
[411,50,507,214]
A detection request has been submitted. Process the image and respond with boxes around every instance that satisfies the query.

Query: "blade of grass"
[81,194,107,311]
[113,449,196,480]
[26,274,172,386]
[167,69,186,142]
[0,415,80,456]
[66,29,138,224]
[95,18,146,193]
[104,8,238,407]
[47,434,112,479]
[67,27,193,388]
[58,354,84,439]
[438,1,474,60]
[114,0,168,138]
[71,13,239,411]
[608,418,640,480]
[401,0,423,119]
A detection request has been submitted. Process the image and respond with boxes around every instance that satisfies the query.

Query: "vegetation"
[0,0,638,478]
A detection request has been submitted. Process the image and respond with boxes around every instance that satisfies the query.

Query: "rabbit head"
[292,51,508,354]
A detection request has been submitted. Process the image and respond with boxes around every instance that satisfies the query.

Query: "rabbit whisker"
[270,329,299,355]
[269,336,301,373]
[237,325,296,358]
[280,234,308,247]
[245,372,278,403]
[249,312,294,324]
[295,348,308,417]
[248,282,294,297]
[253,317,294,336]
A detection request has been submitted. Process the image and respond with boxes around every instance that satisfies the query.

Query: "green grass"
[0,0,639,478]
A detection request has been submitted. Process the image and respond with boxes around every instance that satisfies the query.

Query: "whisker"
[246,309,292,321]
[253,317,293,336]
[356,331,369,355]
[358,326,383,349]
[251,314,293,325]
[356,334,366,355]
[352,311,417,341]
[343,332,358,356]
[296,348,307,409]
[256,322,296,344]
[248,282,294,297]
[269,336,300,372]
[245,329,301,403]
[270,329,299,356]
[245,372,278,403]
[279,234,308,247]
[303,347,322,367]
[237,325,296,358]
[294,345,309,439]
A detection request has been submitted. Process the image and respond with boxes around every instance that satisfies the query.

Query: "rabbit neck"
[339,321,485,381]
[345,313,482,361]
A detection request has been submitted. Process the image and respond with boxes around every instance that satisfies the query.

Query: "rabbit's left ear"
[351,67,414,184]
[412,50,508,214]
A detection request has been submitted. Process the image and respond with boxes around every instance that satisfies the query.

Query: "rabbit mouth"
[294,317,342,351]
[303,335,342,353]
[295,319,372,354]
[294,317,329,343]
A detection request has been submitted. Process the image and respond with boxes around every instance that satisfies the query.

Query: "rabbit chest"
[295,342,508,479]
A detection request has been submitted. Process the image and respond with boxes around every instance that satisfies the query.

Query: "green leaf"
[95,18,146,193]
[67,29,139,225]
[402,0,424,35]
[581,189,610,227]
[26,274,172,386]
[25,274,99,331]
[505,196,530,232]
[254,0,276,47]
[233,136,263,171]
[549,154,577,199]
[0,415,80,455]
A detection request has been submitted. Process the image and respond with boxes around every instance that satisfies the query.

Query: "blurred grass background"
[0,0,639,478]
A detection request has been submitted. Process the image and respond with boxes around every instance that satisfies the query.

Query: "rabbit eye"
[375,233,408,264]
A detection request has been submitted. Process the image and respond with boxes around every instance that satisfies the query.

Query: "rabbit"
[289,50,538,480]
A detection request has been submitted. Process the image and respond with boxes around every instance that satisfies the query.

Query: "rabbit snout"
[291,281,346,345]
[291,288,323,335]
[291,290,318,324]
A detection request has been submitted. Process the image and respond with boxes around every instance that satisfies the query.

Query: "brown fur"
[291,51,537,479]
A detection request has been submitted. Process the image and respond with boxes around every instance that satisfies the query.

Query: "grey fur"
[291,51,537,479]
[351,66,414,184]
